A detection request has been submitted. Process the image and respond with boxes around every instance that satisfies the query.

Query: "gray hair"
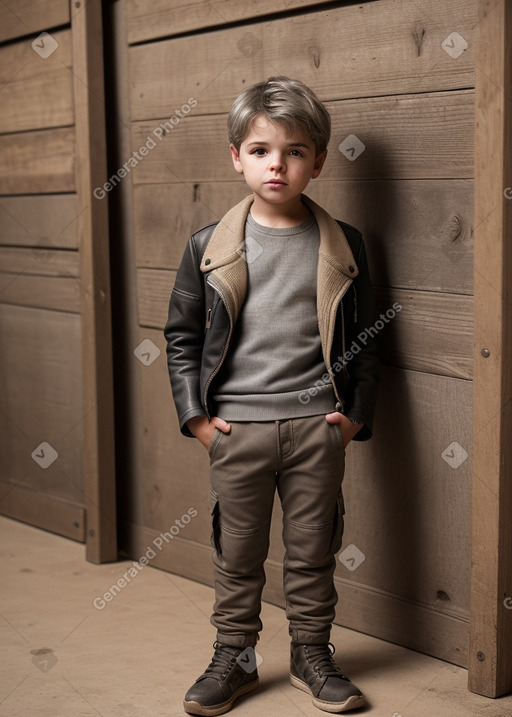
[228,76,331,155]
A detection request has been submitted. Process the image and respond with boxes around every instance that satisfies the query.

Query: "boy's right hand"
[186,415,231,452]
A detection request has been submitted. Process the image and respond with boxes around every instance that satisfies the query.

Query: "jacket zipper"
[203,276,234,418]
[327,283,352,411]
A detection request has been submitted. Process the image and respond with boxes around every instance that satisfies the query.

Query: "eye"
[251,148,267,156]
[289,149,304,157]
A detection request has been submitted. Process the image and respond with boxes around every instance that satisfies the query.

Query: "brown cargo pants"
[207,414,346,648]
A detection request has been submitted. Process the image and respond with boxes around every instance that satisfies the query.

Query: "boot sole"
[290,674,364,713]
[183,677,259,716]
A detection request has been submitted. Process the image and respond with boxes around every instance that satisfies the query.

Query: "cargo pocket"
[209,489,222,555]
[330,490,345,554]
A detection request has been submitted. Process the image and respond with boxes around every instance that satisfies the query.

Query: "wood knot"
[310,46,321,69]
[412,25,426,57]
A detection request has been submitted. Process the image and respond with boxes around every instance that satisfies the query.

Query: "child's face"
[229,114,326,209]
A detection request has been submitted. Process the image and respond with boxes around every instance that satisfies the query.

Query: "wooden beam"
[469,0,512,697]
[71,0,117,563]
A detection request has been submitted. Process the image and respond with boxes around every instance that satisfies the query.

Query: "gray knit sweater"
[213,212,336,420]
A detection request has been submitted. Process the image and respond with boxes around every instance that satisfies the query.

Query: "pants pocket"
[330,490,345,554]
[208,427,223,459]
[332,421,346,452]
[209,489,222,555]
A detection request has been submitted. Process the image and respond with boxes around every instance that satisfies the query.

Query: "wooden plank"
[375,287,473,379]
[308,179,474,295]
[0,29,73,134]
[0,127,75,195]
[0,247,79,277]
[71,0,117,563]
[130,91,474,185]
[0,195,79,249]
[0,304,84,506]
[0,273,81,313]
[0,483,85,542]
[136,268,175,329]
[342,366,472,618]
[127,0,342,43]
[133,182,248,270]
[0,0,69,43]
[129,0,475,120]
[469,0,512,698]
[133,179,474,294]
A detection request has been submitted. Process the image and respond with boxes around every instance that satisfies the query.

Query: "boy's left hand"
[325,411,362,448]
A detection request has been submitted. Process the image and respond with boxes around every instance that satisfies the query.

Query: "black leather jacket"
[164,195,379,440]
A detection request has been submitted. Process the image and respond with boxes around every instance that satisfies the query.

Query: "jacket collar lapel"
[199,194,359,343]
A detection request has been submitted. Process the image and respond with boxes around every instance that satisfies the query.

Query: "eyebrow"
[245,141,311,149]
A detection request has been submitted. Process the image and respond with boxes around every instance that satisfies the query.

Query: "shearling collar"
[200,194,358,371]
[200,194,358,279]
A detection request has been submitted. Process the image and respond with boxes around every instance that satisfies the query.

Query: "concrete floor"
[1,516,511,717]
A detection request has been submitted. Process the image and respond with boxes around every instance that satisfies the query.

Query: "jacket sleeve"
[163,235,207,437]
[343,235,380,441]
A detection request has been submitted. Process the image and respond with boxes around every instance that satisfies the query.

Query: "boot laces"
[304,642,348,679]
[203,641,242,680]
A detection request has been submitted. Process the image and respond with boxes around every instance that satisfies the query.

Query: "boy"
[164,76,379,715]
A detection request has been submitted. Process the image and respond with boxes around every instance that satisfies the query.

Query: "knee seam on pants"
[286,517,333,531]
[222,524,267,537]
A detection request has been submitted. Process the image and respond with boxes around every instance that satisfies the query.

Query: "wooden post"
[469,0,512,697]
[71,0,117,562]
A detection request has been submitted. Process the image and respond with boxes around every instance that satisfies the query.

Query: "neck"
[249,195,311,228]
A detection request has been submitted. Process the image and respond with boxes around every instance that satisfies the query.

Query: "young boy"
[164,76,379,715]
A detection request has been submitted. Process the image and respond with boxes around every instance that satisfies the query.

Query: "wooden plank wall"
[120,0,477,667]
[0,3,84,540]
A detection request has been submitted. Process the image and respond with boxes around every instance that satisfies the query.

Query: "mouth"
[265,179,287,186]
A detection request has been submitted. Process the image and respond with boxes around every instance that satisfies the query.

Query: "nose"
[269,151,286,173]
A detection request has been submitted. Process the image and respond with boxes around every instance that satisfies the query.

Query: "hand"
[186,415,231,451]
[325,411,362,448]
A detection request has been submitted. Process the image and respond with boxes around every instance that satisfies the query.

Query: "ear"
[229,144,244,174]
[311,150,327,179]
